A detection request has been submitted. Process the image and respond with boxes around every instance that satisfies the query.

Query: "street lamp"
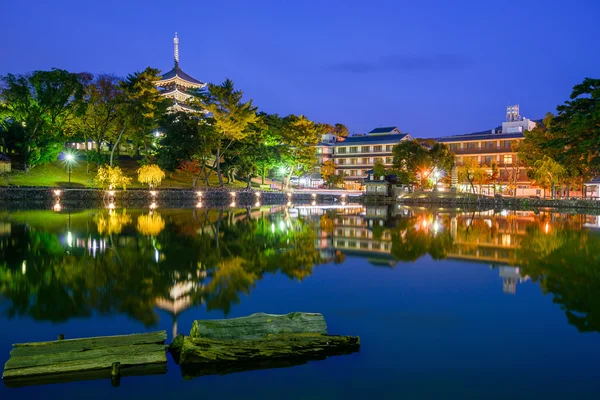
[279,166,287,191]
[65,153,75,185]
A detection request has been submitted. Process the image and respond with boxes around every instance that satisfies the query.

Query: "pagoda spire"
[174,32,179,67]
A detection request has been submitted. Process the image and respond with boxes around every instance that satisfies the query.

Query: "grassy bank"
[0,159,252,189]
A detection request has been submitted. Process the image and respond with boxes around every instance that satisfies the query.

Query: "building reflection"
[0,205,598,333]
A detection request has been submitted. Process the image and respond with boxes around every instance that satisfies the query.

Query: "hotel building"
[436,106,539,196]
[332,127,412,190]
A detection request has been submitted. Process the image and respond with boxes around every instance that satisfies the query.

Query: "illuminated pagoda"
[155,33,206,112]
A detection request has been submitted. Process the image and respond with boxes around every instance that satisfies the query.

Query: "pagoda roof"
[159,66,205,87]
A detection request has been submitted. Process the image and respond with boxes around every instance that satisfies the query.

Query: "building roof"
[158,66,205,86]
[333,133,409,146]
[436,131,524,143]
[369,127,400,134]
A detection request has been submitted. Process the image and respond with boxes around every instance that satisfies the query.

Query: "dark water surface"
[1,205,600,399]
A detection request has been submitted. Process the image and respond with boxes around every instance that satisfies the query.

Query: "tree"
[457,157,487,196]
[157,111,216,186]
[549,78,600,176]
[373,158,386,179]
[321,160,336,183]
[137,164,165,189]
[95,165,132,190]
[392,140,454,189]
[118,68,170,163]
[532,155,568,198]
[72,74,124,155]
[0,69,86,170]
[279,115,320,189]
[192,79,258,187]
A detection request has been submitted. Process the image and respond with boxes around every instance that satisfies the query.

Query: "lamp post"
[65,153,74,185]
[279,166,287,191]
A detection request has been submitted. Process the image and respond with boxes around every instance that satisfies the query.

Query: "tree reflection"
[517,217,600,333]
[0,207,321,325]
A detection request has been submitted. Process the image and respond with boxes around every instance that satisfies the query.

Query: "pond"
[1,204,600,399]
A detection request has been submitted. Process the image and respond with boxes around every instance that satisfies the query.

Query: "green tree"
[0,69,86,170]
[457,157,487,196]
[279,115,320,189]
[549,78,600,177]
[192,79,258,187]
[532,155,568,198]
[392,140,454,189]
[72,74,124,155]
[373,158,386,179]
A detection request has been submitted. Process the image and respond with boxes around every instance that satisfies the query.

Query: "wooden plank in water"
[4,363,167,388]
[2,331,167,384]
[190,312,328,340]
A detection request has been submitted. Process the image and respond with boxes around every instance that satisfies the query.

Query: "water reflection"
[0,205,599,334]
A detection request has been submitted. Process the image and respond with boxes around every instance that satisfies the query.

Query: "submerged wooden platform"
[2,331,167,387]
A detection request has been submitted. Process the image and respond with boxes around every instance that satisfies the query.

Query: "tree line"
[0,68,348,188]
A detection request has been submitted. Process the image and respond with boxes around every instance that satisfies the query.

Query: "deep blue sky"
[2,0,599,137]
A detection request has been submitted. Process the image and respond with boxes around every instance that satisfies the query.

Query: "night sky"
[2,0,599,137]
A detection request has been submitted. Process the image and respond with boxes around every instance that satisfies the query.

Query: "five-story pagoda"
[155,33,206,112]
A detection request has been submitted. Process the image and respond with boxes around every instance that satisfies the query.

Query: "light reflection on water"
[0,205,600,398]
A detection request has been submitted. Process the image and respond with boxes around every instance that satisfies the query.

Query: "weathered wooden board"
[3,363,167,388]
[190,312,327,340]
[175,333,360,366]
[2,331,167,385]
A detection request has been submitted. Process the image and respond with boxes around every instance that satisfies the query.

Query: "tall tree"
[117,67,169,163]
[279,115,320,189]
[72,74,124,154]
[192,79,258,187]
[0,69,86,170]
[549,78,600,175]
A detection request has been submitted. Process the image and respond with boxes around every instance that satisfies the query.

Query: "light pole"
[65,153,74,185]
[279,166,287,191]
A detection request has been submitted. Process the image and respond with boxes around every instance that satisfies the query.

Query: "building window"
[362,158,369,164]
[374,145,382,152]
[483,156,493,165]
[349,146,358,153]
[350,158,356,165]
[350,170,357,176]
[484,141,495,148]
[504,155,513,164]
[385,145,393,152]
[502,140,512,149]
[361,146,370,153]
[338,159,345,165]
[467,142,477,149]
[338,147,346,154]
[450,143,461,151]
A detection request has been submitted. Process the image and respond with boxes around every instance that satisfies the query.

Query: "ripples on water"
[1,204,600,398]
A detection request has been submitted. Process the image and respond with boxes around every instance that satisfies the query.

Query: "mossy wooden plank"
[190,312,327,340]
[5,343,165,371]
[10,331,166,357]
[178,333,360,365]
[3,362,167,388]
[2,350,166,379]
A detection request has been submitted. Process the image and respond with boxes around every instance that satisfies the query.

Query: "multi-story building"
[332,127,412,190]
[436,106,539,197]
